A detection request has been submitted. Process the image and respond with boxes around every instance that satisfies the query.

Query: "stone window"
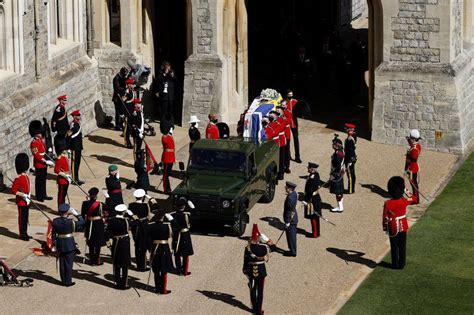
[47,0,83,58]
[142,0,147,44]
[0,0,24,79]
[108,0,121,45]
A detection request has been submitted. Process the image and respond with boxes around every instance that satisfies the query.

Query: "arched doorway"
[246,0,383,138]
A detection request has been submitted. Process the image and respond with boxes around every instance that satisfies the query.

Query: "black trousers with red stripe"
[154,270,169,294]
[309,217,320,238]
[57,183,69,208]
[17,205,29,239]
[162,163,173,193]
[249,277,265,315]
[409,172,419,204]
[174,255,190,275]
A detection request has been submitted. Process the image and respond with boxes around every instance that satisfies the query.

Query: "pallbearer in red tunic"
[303,162,322,238]
[205,113,220,139]
[30,120,54,202]
[243,224,274,315]
[160,119,175,194]
[278,105,292,174]
[54,146,72,209]
[11,153,32,241]
[268,110,286,180]
[405,129,422,204]
[383,176,418,269]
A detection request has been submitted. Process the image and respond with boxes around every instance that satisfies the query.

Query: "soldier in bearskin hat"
[383,176,418,269]
[160,115,175,194]
[11,153,32,240]
[302,162,322,238]
[170,197,194,276]
[29,120,54,202]
[329,134,345,213]
[242,224,274,315]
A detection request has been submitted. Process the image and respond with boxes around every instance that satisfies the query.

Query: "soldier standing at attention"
[51,95,70,155]
[80,187,106,266]
[68,110,84,185]
[329,135,345,213]
[128,189,151,272]
[383,176,418,269]
[302,162,322,238]
[107,204,137,290]
[52,203,85,287]
[122,78,136,148]
[11,153,32,241]
[278,105,292,174]
[188,115,201,150]
[54,146,72,209]
[243,224,274,315]
[205,113,220,139]
[268,110,286,180]
[130,98,145,160]
[344,123,357,194]
[29,120,54,202]
[148,208,175,294]
[405,129,422,204]
[283,181,298,257]
[105,164,124,212]
[134,149,150,192]
[283,90,302,163]
[112,67,128,131]
[170,198,194,276]
[160,121,175,195]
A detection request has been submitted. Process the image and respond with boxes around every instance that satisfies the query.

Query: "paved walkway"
[1,120,457,314]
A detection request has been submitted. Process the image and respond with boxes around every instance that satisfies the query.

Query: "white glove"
[302,201,308,206]
[66,175,72,184]
[403,170,408,177]
[116,171,120,180]
[259,233,269,243]
[145,194,152,199]
[285,223,290,228]
[70,208,79,216]
[24,195,31,205]
[48,147,53,153]
[187,200,195,209]
[165,213,174,221]
[126,210,134,216]
[169,127,174,135]
[139,133,144,139]
[46,160,54,166]
[102,190,110,198]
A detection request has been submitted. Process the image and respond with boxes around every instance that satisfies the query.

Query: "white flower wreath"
[260,88,281,101]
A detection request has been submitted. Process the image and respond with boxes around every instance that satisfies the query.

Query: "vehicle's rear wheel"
[260,171,276,203]
[231,213,247,236]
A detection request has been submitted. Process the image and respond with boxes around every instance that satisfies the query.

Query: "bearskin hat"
[387,176,405,199]
[15,153,30,174]
[54,134,68,154]
[29,120,43,137]
[160,115,174,135]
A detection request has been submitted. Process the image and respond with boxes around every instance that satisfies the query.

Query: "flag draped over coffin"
[243,99,276,141]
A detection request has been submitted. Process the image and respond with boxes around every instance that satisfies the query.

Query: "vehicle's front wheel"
[231,213,247,236]
[260,172,276,203]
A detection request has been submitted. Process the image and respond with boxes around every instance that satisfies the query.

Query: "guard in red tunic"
[54,146,72,209]
[161,121,175,194]
[205,113,220,139]
[303,162,322,238]
[278,105,292,174]
[11,153,32,241]
[344,123,357,194]
[51,95,70,155]
[243,224,274,315]
[405,129,422,204]
[383,176,418,269]
[268,110,286,180]
[283,90,302,163]
[329,135,345,212]
[29,120,54,202]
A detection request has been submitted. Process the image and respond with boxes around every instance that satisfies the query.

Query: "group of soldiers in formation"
[8,66,423,313]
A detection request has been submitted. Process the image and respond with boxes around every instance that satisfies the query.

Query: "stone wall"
[340,0,368,26]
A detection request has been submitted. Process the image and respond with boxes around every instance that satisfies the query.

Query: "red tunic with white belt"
[285,98,298,129]
[206,123,220,139]
[11,174,30,206]
[405,143,421,174]
[30,137,47,169]
[161,134,176,164]
[54,155,70,185]
[382,195,419,237]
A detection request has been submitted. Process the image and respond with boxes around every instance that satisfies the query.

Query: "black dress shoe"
[123,285,131,290]
[294,158,302,164]
[285,169,291,174]
[21,235,31,241]
[44,196,53,200]
[36,198,44,202]
[65,282,76,287]
[76,180,85,185]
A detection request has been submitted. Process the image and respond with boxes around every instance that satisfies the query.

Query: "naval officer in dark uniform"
[52,203,85,286]
[283,181,298,257]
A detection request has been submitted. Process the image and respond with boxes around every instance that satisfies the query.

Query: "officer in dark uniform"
[243,224,274,315]
[68,110,84,185]
[105,164,123,212]
[148,208,174,294]
[130,98,144,160]
[122,78,136,148]
[283,181,298,257]
[330,135,345,212]
[112,67,128,130]
[128,189,151,272]
[188,115,201,151]
[170,198,194,276]
[106,204,137,289]
[80,187,106,266]
[52,203,85,286]
[344,123,357,194]
[51,95,70,155]
[303,162,322,238]
[134,149,150,192]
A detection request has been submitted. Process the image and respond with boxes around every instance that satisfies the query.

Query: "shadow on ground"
[326,247,377,268]
[197,290,253,313]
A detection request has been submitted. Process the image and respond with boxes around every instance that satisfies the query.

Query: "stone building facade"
[0,0,474,179]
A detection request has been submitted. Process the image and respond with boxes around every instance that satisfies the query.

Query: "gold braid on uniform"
[246,244,269,262]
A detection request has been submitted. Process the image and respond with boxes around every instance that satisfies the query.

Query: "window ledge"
[49,39,81,60]
[0,69,18,83]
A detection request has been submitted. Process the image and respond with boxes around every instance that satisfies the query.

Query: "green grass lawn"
[340,154,474,315]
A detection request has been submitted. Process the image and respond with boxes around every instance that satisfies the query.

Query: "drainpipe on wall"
[33,0,41,80]
[86,0,95,58]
